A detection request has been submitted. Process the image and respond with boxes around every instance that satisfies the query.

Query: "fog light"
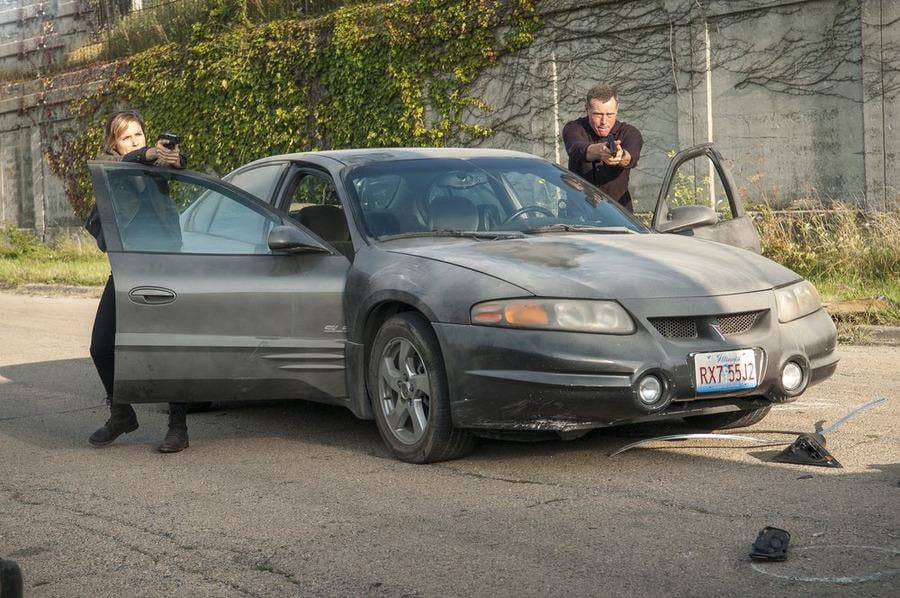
[781,361,804,391]
[638,375,664,405]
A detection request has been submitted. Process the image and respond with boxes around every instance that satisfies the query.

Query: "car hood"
[384,233,800,299]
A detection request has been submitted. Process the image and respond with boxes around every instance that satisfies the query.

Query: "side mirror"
[656,205,718,234]
[267,225,329,254]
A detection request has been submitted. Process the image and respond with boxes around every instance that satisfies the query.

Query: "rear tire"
[368,312,476,463]
[684,406,771,430]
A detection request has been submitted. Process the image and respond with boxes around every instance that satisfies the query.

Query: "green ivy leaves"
[47,0,541,219]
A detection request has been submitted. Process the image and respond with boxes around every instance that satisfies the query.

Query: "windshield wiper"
[379,229,526,241]
[522,224,638,234]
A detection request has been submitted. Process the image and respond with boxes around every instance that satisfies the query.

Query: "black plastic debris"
[769,398,886,468]
[771,432,842,468]
[0,557,24,598]
[750,527,791,561]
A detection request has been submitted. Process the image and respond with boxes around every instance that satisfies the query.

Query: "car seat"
[298,205,353,258]
[429,196,479,231]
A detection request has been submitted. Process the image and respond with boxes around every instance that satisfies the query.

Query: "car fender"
[341,247,531,421]
[345,248,532,343]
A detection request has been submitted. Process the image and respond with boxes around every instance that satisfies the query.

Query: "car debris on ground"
[750,527,791,561]
[609,398,886,466]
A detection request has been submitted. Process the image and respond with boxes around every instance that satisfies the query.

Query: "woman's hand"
[155,141,184,168]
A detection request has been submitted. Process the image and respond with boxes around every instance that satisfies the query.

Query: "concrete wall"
[0,0,897,238]
[0,64,111,235]
[469,0,899,212]
[0,1,97,78]
[1,0,99,236]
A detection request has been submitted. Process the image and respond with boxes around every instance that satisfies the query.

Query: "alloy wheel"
[377,337,432,445]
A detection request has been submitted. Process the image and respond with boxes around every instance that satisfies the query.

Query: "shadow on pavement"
[0,358,385,455]
[0,358,790,461]
[2,358,898,482]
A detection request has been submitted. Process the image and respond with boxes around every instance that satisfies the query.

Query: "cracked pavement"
[0,291,898,597]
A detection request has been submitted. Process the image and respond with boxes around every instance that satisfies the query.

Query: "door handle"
[128,286,177,305]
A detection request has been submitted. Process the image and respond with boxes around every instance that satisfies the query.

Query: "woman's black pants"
[90,276,116,398]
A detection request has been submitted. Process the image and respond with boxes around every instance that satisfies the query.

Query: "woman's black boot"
[158,402,189,453]
[89,398,139,447]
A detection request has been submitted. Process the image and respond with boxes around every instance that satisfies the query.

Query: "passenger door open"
[651,143,761,253]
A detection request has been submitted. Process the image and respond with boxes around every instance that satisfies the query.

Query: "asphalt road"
[0,290,897,597]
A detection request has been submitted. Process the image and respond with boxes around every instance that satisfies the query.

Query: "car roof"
[239,147,538,169]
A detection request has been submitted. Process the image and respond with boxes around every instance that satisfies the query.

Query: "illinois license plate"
[694,349,759,393]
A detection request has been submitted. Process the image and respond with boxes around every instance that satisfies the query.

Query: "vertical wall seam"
[879,0,887,209]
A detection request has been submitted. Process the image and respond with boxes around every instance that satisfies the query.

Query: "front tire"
[684,405,771,430]
[367,313,475,463]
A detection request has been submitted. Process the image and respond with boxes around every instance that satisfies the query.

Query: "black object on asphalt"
[750,527,791,561]
[771,432,842,468]
[769,398,887,468]
[0,558,24,598]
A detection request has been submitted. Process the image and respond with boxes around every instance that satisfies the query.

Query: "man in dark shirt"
[562,84,643,212]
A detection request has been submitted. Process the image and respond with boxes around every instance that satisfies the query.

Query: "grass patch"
[756,202,900,332]
[812,275,900,343]
[813,275,899,312]
[1,206,897,332]
[756,202,899,282]
[0,226,108,287]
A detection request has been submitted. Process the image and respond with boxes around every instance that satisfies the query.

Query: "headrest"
[429,196,479,231]
[298,205,350,242]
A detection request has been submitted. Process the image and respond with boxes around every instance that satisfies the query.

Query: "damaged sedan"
[87,144,838,463]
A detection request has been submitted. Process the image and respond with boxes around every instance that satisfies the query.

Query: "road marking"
[751,544,900,584]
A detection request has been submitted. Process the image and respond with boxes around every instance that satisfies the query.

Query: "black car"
[87,145,837,462]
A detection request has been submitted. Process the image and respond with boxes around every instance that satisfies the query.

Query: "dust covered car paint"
[87,145,838,463]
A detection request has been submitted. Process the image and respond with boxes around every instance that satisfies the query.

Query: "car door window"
[287,173,340,215]
[106,169,280,255]
[663,154,734,219]
[282,171,353,258]
[226,164,285,204]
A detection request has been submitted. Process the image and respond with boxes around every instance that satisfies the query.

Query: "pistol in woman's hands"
[155,141,182,167]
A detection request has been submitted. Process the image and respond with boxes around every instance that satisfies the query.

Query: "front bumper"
[433,291,838,431]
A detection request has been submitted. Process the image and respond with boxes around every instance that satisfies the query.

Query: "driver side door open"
[87,162,350,405]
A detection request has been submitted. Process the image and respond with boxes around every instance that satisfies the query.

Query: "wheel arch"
[346,297,437,421]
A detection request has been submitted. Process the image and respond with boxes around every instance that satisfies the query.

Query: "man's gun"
[606,134,617,156]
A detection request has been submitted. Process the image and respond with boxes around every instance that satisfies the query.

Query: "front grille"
[649,310,767,339]
[715,310,765,336]
[649,317,698,339]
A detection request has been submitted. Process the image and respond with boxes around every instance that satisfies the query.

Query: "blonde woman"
[87,110,190,453]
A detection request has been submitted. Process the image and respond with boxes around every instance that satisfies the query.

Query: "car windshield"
[344,157,647,239]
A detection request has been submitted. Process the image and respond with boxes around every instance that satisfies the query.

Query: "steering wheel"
[501,205,554,224]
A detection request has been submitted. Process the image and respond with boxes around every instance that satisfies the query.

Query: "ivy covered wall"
[46,0,541,219]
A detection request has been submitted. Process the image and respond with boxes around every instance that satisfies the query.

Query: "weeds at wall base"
[1,207,897,327]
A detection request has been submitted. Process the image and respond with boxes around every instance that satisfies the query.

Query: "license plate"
[694,349,759,393]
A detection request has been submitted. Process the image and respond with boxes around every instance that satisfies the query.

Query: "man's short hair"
[585,84,618,111]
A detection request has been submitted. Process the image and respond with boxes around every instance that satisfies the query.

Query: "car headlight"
[471,299,635,334]
[774,280,822,323]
